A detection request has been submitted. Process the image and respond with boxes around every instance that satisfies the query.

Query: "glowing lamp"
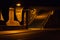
[16,3,21,6]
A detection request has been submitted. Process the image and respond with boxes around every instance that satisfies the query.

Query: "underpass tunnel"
[0,2,55,29]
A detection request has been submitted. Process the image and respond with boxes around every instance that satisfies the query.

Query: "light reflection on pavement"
[0,28,43,35]
[0,28,60,35]
[0,28,60,40]
[0,28,43,40]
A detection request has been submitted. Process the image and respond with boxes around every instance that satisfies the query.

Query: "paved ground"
[0,28,60,40]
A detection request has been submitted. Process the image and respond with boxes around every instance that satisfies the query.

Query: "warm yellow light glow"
[9,7,13,9]
[16,7,23,22]
[6,7,20,26]
[35,11,54,19]
[50,10,54,15]
[16,3,21,6]
[35,14,49,19]
[8,8,14,21]
[24,12,26,26]
[0,30,28,34]
[0,12,4,21]
[28,9,37,25]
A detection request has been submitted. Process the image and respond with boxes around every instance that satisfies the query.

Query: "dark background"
[0,0,60,7]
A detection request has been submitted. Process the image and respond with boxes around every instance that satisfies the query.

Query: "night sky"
[0,0,60,7]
